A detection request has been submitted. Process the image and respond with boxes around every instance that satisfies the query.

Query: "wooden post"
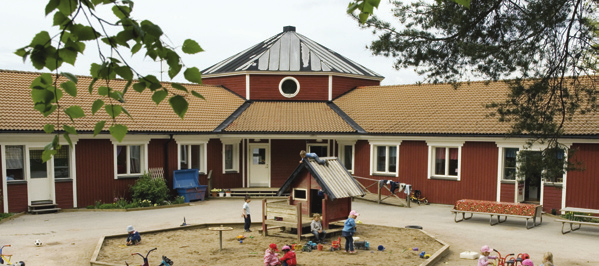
[219,231,223,251]
[322,195,328,229]
[262,199,267,236]
[377,180,381,204]
[297,202,302,242]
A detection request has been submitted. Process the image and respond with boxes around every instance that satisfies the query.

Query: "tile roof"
[202,26,383,78]
[0,70,245,133]
[223,101,356,133]
[277,157,365,200]
[334,79,599,136]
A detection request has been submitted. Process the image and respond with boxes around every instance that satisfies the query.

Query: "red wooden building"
[1,26,598,214]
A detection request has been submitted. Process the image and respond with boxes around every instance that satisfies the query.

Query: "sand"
[96,224,443,266]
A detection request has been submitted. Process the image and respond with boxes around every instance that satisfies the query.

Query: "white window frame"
[279,76,300,98]
[222,139,241,173]
[500,147,519,182]
[112,137,149,179]
[292,188,308,201]
[337,140,356,173]
[368,141,401,177]
[427,141,464,180]
[177,142,208,174]
[307,143,329,157]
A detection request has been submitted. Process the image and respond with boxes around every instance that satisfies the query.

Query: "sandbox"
[91,223,449,266]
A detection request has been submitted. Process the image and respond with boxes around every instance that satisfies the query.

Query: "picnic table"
[451,199,543,229]
[557,207,599,234]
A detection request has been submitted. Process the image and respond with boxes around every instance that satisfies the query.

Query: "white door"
[28,149,53,202]
[249,144,269,187]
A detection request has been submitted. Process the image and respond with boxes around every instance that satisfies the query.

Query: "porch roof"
[222,101,357,133]
[277,157,365,200]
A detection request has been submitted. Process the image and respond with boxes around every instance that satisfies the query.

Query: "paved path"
[0,199,596,265]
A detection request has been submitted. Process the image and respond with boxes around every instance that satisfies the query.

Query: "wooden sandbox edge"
[419,229,450,266]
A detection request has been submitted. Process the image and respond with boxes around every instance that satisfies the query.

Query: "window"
[279,77,300,98]
[115,144,146,177]
[5,145,24,181]
[430,146,461,179]
[308,144,328,157]
[29,150,48,178]
[502,148,518,181]
[179,144,205,173]
[374,145,397,175]
[54,146,70,179]
[339,144,354,172]
[222,142,240,173]
[293,188,307,200]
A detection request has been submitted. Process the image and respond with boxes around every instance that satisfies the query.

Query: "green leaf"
[140,20,163,38]
[109,91,125,103]
[166,51,182,79]
[169,95,188,119]
[115,66,133,80]
[122,107,133,119]
[133,82,146,93]
[98,86,110,96]
[42,148,57,163]
[64,105,86,120]
[62,124,77,135]
[131,42,142,55]
[60,81,77,97]
[112,5,131,20]
[88,78,98,94]
[105,104,123,118]
[191,90,205,100]
[57,0,78,16]
[171,83,188,93]
[453,0,470,8]
[45,0,60,15]
[63,132,73,148]
[53,11,70,27]
[30,31,51,46]
[43,124,55,134]
[93,121,106,136]
[142,75,162,91]
[183,67,202,84]
[123,80,132,95]
[182,39,204,54]
[31,88,55,103]
[61,72,78,83]
[91,99,104,115]
[109,124,128,142]
[31,73,53,89]
[152,90,168,105]
[71,24,98,41]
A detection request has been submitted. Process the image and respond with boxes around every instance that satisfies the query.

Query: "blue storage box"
[173,169,206,202]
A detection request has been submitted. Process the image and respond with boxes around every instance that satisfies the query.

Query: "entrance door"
[28,149,53,202]
[517,151,542,203]
[249,144,269,187]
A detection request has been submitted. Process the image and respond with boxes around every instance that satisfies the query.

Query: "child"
[242,195,252,232]
[280,245,297,266]
[126,225,141,246]
[522,259,534,266]
[478,245,497,266]
[299,150,327,165]
[540,252,554,266]
[264,243,281,266]
[311,214,327,243]
[342,210,358,254]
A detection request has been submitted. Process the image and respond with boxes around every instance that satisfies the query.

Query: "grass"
[0,212,13,221]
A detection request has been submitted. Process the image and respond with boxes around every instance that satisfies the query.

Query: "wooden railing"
[262,199,303,241]
[353,175,409,207]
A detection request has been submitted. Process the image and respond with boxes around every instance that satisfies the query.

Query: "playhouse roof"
[277,157,365,200]
[201,26,383,79]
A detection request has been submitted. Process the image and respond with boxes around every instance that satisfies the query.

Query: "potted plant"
[218,189,225,197]
[225,189,232,197]
[210,188,219,198]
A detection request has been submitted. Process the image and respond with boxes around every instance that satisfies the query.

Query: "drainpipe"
[165,134,174,188]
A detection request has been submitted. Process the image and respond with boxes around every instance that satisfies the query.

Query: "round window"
[279,77,300,98]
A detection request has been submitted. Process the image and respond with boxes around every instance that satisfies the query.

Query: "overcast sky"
[0,1,422,85]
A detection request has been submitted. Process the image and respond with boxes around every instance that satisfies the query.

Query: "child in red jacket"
[280,245,297,266]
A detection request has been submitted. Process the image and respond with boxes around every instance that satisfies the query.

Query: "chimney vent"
[283,26,296,32]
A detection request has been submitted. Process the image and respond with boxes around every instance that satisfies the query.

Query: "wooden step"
[28,202,61,214]
[30,208,61,214]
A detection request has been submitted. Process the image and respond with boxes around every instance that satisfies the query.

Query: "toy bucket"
[317,244,323,251]
[295,244,303,251]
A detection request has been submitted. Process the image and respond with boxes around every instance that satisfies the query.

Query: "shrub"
[173,196,185,205]
[130,173,170,205]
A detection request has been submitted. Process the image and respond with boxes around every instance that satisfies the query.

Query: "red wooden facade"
[270,139,306,187]
[565,143,599,209]
[55,181,74,209]
[202,75,246,98]
[542,185,563,213]
[249,75,328,100]
[500,183,515,202]
[332,76,380,99]
[7,183,27,213]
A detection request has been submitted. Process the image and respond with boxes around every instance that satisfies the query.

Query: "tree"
[15,0,205,161]
[353,0,598,182]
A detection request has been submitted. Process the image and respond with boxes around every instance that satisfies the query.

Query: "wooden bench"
[558,207,599,234]
[451,199,543,229]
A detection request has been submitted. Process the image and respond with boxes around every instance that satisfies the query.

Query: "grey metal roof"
[202,26,383,78]
[277,157,365,200]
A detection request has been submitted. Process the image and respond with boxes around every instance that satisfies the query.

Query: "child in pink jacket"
[478,245,497,266]
[264,243,281,266]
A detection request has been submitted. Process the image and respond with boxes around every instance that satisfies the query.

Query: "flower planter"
[226,192,232,197]
[218,192,225,197]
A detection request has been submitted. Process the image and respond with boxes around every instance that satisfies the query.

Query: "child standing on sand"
[342,210,359,254]
[242,195,252,232]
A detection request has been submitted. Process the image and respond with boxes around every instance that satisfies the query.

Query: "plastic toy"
[378,245,385,251]
[125,248,173,266]
[0,245,25,266]
[34,240,42,247]
[419,251,426,258]
[492,248,518,266]
[412,247,419,251]
[354,241,369,250]
[330,237,341,251]
[410,190,429,205]
[236,235,246,240]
